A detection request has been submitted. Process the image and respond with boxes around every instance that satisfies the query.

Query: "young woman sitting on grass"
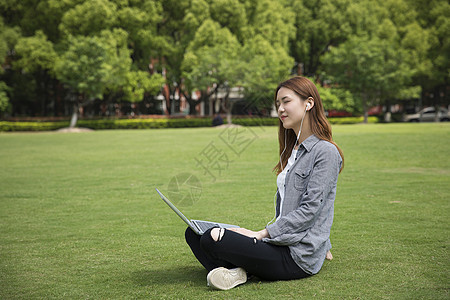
[185,76,344,290]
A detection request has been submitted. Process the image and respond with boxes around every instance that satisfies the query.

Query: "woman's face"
[276,87,307,132]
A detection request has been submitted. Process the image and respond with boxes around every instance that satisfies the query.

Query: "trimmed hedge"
[0,121,69,131]
[0,116,379,132]
[77,118,214,129]
[232,117,279,126]
[328,116,379,124]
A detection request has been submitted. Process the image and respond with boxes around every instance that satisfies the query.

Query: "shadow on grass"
[131,265,274,291]
[131,265,207,286]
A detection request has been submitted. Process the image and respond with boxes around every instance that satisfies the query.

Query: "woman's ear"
[306,97,314,111]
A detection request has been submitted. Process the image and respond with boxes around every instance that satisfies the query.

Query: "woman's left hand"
[228,228,269,240]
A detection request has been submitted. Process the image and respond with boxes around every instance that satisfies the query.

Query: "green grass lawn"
[0,123,449,299]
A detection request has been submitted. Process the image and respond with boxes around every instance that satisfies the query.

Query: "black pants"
[185,227,310,281]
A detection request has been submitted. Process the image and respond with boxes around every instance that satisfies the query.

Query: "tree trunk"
[182,91,196,115]
[188,100,197,115]
[209,97,214,116]
[434,87,441,122]
[363,110,368,124]
[221,88,233,125]
[362,93,368,124]
[384,99,392,123]
[226,110,232,125]
[69,103,78,128]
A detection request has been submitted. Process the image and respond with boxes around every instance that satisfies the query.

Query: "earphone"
[306,103,311,110]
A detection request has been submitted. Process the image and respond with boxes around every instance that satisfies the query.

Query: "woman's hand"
[228,228,269,240]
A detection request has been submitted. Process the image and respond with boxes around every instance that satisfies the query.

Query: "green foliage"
[316,84,356,113]
[182,19,241,92]
[328,116,378,124]
[239,35,294,102]
[59,0,118,36]
[288,0,354,75]
[0,17,21,64]
[0,120,69,131]
[169,0,297,115]
[0,81,10,112]
[183,0,210,35]
[51,26,164,111]
[0,0,448,119]
[115,0,163,67]
[0,17,21,113]
[1,0,165,122]
[0,118,213,131]
[13,30,58,73]
[322,32,420,120]
[54,32,129,100]
[122,71,165,103]
[209,0,247,42]
[245,0,295,49]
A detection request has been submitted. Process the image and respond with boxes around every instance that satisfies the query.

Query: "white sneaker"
[206,267,247,290]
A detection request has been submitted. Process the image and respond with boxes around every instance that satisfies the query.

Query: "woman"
[185,76,344,290]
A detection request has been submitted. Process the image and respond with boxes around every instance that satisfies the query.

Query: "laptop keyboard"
[195,221,218,232]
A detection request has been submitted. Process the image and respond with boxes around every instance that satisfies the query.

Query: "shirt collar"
[300,134,320,152]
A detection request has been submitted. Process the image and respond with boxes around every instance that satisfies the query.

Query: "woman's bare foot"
[326,250,333,260]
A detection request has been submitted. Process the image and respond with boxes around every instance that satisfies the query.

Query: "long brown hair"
[273,76,344,174]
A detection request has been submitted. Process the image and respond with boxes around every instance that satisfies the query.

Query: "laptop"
[155,188,239,235]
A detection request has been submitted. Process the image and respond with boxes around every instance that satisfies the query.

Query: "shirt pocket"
[294,168,311,192]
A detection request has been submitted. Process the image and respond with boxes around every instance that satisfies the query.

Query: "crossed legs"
[185,227,309,281]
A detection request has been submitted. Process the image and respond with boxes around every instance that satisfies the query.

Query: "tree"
[58,0,118,36]
[209,0,248,43]
[115,0,164,69]
[53,26,164,127]
[0,0,166,118]
[181,19,241,117]
[0,17,20,113]
[180,0,296,119]
[323,34,418,123]
[54,30,131,127]
[153,0,191,114]
[287,0,354,76]
[0,82,9,113]
[406,0,449,112]
[14,30,57,73]
[2,0,445,120]
[12,30,59,116]
[315,83,356,114]
[244,0,295,49]
[122,70,165,104]
[239,35,294,111]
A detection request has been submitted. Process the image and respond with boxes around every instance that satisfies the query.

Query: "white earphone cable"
[279,129,287,171]
[271,103,309,225]
[295,104,309,149]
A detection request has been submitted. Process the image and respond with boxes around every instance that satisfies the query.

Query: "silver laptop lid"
[155,188,201,234]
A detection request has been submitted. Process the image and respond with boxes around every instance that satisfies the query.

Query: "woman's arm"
[228,227,269,240]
